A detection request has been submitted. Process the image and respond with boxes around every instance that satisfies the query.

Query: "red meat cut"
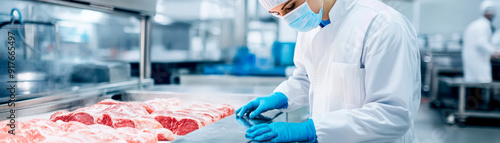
[0,119,174,143]
[150,101,235,135]
[3,98,234,142]
[50,100,163,129]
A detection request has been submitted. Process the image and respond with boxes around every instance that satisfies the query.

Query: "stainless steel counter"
[173,110,286,143]
[171,108,310,142]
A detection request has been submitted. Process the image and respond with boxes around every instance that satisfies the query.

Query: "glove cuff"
[271,92,289,109]
[305,119,317,142]
[281,119,317,142]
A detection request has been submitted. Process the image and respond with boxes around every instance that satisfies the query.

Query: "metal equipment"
[439,77,500,126]
[0,0,156,120]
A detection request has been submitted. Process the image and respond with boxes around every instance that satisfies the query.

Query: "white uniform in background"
[462,1,497,83]
[273,0,421,142]
[491,30,500,46]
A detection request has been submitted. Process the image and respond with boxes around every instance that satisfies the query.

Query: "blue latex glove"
[235,92,288,118]
[245,119,317,142]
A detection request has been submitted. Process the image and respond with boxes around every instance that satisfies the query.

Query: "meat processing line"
[0,1,308,142]
[6,84,310,142]
[0,77,296,139]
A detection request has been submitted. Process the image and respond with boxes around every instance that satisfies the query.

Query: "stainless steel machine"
[0,0,157,118]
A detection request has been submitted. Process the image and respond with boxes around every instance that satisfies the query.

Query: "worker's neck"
[322,0,336,20]
[484,14,494,22]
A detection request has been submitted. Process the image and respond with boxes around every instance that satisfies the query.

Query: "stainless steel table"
[440,77,500,125]
[172,110,310,143]
[172,111,287,143]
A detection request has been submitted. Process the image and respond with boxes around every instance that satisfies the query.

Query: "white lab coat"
[273,0,421,142]
[463,17,496,83]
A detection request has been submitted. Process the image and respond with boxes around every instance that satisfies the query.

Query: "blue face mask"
[282,2,323,32]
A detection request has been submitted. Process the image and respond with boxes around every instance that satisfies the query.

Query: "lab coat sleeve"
[273,33,310,112]
[477,22,496,54]
[312,21,420,142]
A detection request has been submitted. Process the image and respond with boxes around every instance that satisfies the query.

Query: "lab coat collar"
[329,0,360,22]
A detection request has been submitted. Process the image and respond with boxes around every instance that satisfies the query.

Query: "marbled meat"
[0,119,174,143]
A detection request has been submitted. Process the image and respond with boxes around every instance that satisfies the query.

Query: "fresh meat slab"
[50,100,162,129]
[152,110,211,135]
[3,98,234,142]
[150,102,235,135]
[0,119,62,142]
[38,124,157,143]
[0,119,174,143]
[0,134,28,143]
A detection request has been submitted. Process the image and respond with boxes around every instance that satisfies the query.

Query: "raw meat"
[0,121,28,143]
[0,134,28,143]
[38,124,155,143]
[0,119,174,143]
[100,104,162,129]
[151,102,235,135]
[50,105,113,126]
[50,100,163,129]
[141,128,175,141]
[0,119,66,142]
[152,110,212,135]
[3,98,233,142]
[98,99,156,114]
[0,119,63,142]
[56,121,89,132]
[144,98,182,112]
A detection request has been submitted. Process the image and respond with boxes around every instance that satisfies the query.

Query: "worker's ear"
[307,0,323,14]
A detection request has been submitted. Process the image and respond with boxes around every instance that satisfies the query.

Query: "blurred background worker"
[463,0,499,83]
[236,0,421,142]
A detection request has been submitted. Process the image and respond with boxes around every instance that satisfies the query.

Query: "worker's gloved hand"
[235,92,288,118]
[245,119,317,142]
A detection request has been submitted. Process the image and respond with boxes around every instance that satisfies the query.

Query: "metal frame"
[456,83,500,120]
[440,78,500,125]
[1,0,156,117]
[430,67,463,102]
[140,16,151,82]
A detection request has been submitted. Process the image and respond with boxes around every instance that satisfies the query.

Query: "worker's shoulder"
[472,17,491,27]
[353,0,414,38]
[465,18,490,33]
[354,0,408,26]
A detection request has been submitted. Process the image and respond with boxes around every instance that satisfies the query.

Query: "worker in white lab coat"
[463,0,498,83]
[235,0,420,142]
